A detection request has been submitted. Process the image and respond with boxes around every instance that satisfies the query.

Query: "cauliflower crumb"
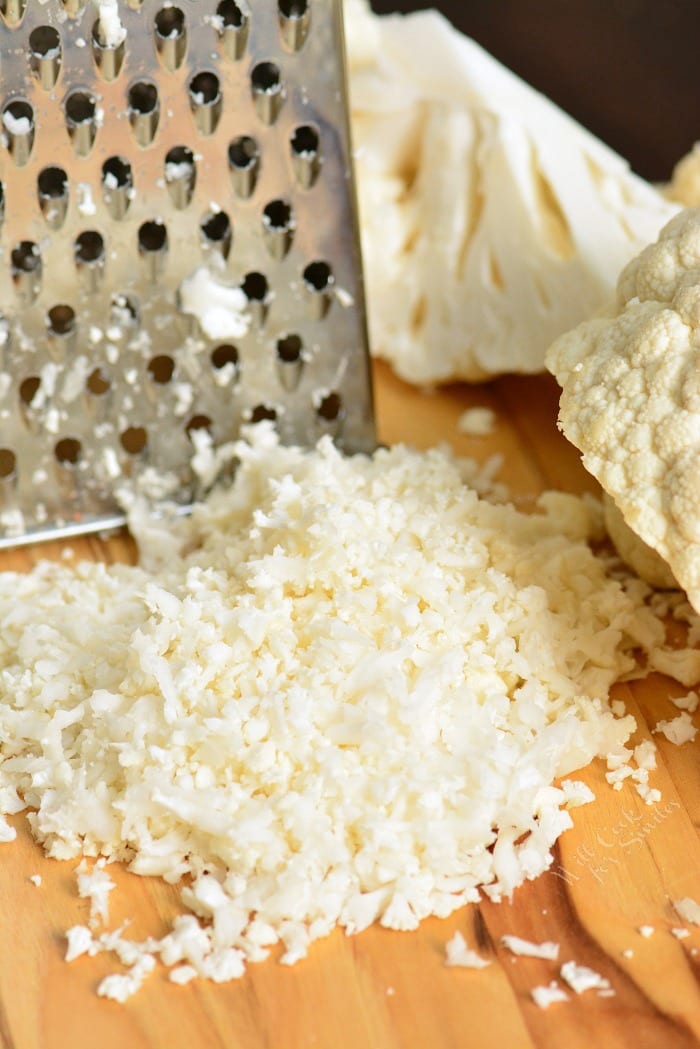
[671,928,690,940]
[674,899,700,926]
[673,691,699,714]
[531,981,569,1009]
[457,407,496,437]
[654,713,697,746]
[169,965,198,986]
[560,961,611,994]
[633,741,657,771]
[29,874,42,887]
[444,931,490,969]
[77,860,116,926]
[0,817,16,843]
[638,926,654,938]
[97,955,156,1003]
[65,925,95,963]
[500,935,559,961]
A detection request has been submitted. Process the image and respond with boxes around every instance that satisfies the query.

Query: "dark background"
[370,0,699,183]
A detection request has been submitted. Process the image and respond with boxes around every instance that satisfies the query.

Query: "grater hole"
[303,260,333,318]
[147,354,174,384]
[211,344,238,370]
[251,62,284,125]
[262,199,294,259]
[0,182,4,225]
[303,260,332,292]
[216,0,246,27]
[291,124,321,188]
[138,219,167,253]
[120,426,147,455]
[11,240,41,274]
[92,19,126,81]
[101,156,133,219]
[75,231,105,290]
[0,0,26,27]
[250,404,277,423]
[200,209,232,260]
[65,91,94,123]
[29,26,62,89]
[317,391,343,422]
[188,72,222,136]
[242,271,268,301]
[38,165,69,230]
[54,437,81,465]
[3,100,35,165]
[129,81,158,115]
[276,333,302,364]
[186,414,213,440]
[19,376,40,407]
[291,124,319,155]
[165,145,196,208]
[275,334,303,390]
[241,270,269,324]
[47,304,75,336]
[75,230,105,264]
[228,135,259,198]
[86,367,110,396]
[215,0,249,60]
[128,81,160,147]
[0,448,16,480]
[138,220,168,280]
[64,91,97,156]
[279,0,308,15]
[251,61,281,93]
[155,6,187,71]
[155,5,185,37]
[278,0,310,52]
[11,240,41,302]
[263,199,292,229]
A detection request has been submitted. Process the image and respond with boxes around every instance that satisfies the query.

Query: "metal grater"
[0,0,375,547]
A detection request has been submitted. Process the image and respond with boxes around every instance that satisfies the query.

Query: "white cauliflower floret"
[546,207,700,613]
[667,144,700,207]
[346,1,677,383]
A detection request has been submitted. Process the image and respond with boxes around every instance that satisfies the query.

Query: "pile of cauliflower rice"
[0,427,695,999]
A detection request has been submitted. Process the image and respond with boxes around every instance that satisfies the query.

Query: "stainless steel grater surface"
[0,0,375,547]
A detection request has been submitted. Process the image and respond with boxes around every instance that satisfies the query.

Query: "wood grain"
[0,359,699,1049]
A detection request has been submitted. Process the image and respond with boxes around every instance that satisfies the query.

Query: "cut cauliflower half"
[667,143,700,207]
[346,1,678,384]
[546,207,700,611]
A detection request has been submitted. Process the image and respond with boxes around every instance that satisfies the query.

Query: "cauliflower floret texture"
[667,144,700,207]
[346,1,677,383]
[546,207,700,612]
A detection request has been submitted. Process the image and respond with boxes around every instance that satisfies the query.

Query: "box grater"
[0,0,375,547]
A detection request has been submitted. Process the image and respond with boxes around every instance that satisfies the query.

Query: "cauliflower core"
[346,0,677,383]
[547,208,700,611]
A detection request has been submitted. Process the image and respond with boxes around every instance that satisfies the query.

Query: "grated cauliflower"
[0,427,691,993]
[345,0,678,383]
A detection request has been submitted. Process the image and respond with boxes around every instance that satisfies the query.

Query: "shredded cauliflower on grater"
[0,427,694,995]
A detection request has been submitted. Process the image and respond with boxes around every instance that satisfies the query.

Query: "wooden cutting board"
[1,359,699,1049]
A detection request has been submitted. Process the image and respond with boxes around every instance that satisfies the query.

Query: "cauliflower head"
[346,1,678,384]
[546,208,700,610]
